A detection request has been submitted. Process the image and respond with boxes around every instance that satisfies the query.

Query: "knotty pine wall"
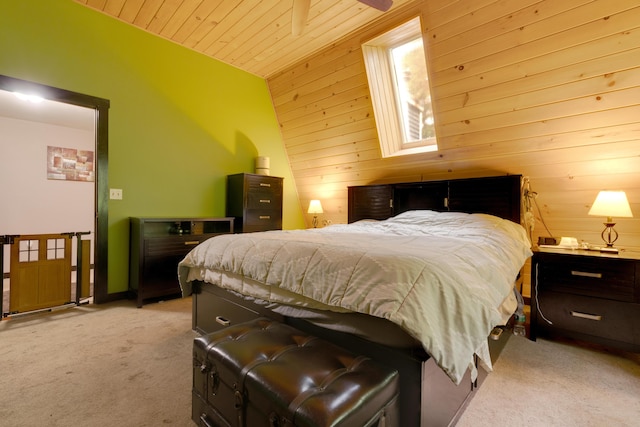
[267,0,640,297]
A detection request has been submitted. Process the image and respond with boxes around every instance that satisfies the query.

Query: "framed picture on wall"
[47,146,94,182]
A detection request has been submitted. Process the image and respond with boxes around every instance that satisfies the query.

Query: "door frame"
[0,74,110,303]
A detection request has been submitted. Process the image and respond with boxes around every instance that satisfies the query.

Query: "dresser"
[530,248,640,351]
[226,173,283,233]
[129,217,234,307]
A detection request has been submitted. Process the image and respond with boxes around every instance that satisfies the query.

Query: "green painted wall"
[0,0,304,295]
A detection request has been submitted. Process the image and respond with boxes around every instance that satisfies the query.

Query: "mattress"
[179,210,533,384]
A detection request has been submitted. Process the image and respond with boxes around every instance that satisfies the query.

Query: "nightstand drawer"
[536,254,635,302]
[537,290,639,345]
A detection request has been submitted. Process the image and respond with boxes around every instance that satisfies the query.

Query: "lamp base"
[600,222,619,248]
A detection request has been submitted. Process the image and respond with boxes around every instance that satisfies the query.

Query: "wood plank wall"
[267,0,640,296]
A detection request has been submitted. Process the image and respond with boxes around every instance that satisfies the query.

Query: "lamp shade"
[307,199,323,214]
[588,191,633,218]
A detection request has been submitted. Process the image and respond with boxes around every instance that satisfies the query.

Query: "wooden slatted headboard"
[348,175,522,224]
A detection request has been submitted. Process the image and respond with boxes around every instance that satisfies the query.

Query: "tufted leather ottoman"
[192,317,399,427]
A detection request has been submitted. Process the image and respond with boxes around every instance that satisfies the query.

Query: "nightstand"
[530,247,640,351]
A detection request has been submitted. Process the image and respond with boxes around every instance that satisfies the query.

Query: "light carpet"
[0,297,638,426]
[0,297,194,427]
[457,330,640,426]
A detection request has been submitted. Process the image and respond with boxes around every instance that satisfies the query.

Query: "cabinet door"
[139,236,201,299]
[448,175,520,222]
[394,182,448,213]
[348,185,393,223]
[141,248,184,296]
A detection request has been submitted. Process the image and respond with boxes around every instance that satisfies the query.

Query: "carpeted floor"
[0,296,638,426]
[0,297,195,427]
[457,332,640,426]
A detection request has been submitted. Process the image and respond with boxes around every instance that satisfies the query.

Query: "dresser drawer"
[246,191,283,210]
[537,290,639,345]
[193,289,260,334]
[145,235,210,257]
[244,209,282,230]
[536,253,635,302]
[245,174,283,195]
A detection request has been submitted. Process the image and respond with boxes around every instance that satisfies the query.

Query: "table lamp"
[588,190,633,252]
[308,200,323,228]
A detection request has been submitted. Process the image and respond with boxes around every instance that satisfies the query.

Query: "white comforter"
[178,210,532,384]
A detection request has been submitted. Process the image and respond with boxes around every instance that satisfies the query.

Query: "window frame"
[362,16,438,158]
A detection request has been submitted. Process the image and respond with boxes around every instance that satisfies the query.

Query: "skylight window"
[362,16,437,157]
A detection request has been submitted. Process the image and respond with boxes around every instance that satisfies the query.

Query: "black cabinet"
[531,248,640,351]
[226,173,283,233]
[347,185,394,223]
[348,175,520,223]
[129,217,234,307]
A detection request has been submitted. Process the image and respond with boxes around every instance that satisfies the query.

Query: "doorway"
[0,75,109,308]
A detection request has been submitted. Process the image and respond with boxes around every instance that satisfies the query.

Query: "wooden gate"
[9,234,72,313]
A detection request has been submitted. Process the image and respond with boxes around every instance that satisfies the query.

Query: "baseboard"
[95,290,129,304]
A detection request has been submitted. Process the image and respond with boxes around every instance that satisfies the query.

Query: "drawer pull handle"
[184,241,200,245]
[259,183,271,187]
[199,413,215,427]
[570,270,602,279]
[259,199,271,203]
[215,316,230,326]
[259,215,271,220]
[571,311,602,321]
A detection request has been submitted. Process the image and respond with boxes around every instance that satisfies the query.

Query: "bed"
[178,174,532,427]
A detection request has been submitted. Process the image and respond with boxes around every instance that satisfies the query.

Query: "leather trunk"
[192,318,399,427]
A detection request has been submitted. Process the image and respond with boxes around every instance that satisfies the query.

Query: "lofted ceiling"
[75,0,414,79]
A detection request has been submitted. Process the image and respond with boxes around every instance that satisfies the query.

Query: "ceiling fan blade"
[357,0,393,12]
[292,0,311,36]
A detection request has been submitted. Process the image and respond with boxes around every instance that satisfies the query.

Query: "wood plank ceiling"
[75,0,415,79]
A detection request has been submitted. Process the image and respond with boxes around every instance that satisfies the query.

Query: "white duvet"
[178,210,532,384]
